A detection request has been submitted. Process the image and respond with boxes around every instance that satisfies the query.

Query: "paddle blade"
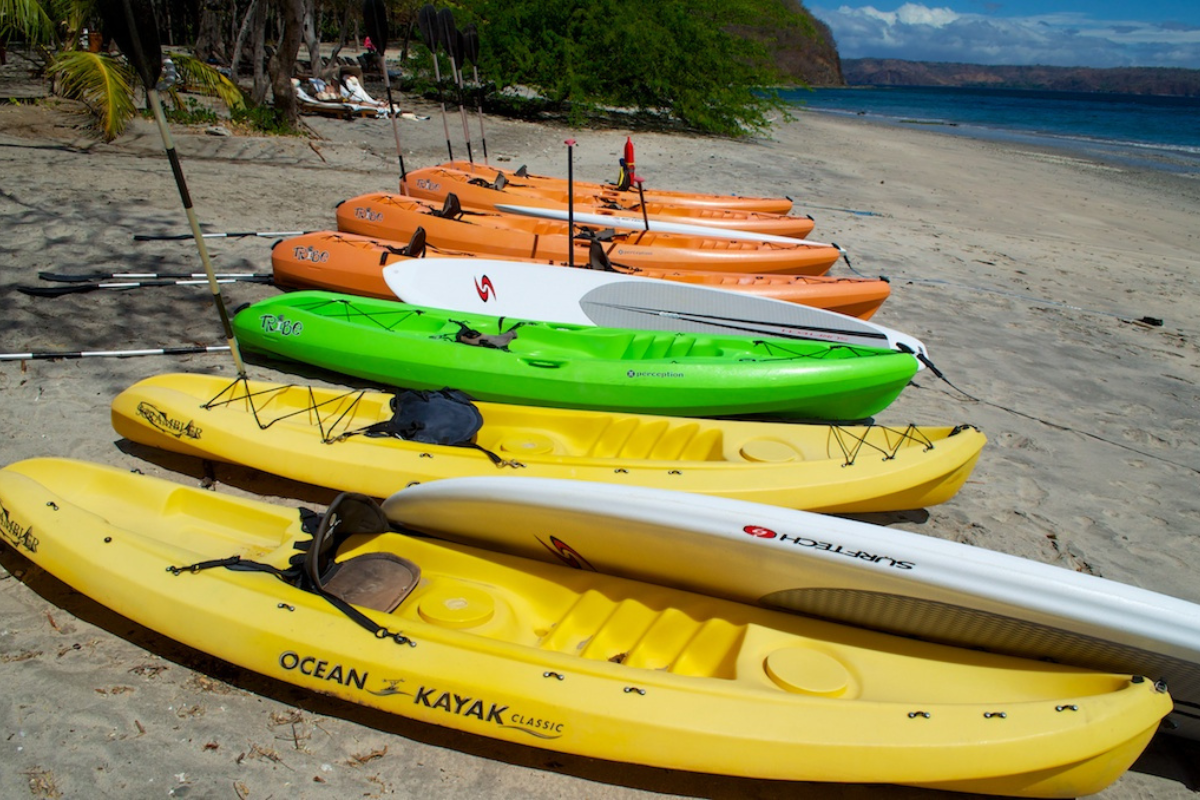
[417,4,439,51]
[96,0,163,90]
[462,23,480,66]
[438,8,460,63]
[362,0,390,55]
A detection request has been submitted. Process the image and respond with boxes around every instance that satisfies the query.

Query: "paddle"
[133,229,311,241]
[20,277,273,297]
[461,23,488,164]
[437,7,473,163]
[632,177,650,234]
[417,4,454,161]
[363,0,408,189]
[565,138,576,268]
[0,345,231,362]
[39,270,273,282]
[95,0,247,378]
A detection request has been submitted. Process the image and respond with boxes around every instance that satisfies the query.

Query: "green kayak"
[232,291,918,420]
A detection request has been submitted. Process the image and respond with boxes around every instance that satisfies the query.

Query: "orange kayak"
[404,166,815,239]
[270,230,515,297]
[440,160,796,215]
[337,192,840,276]
[273,230,888,319]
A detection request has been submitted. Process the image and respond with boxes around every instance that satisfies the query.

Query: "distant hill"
[841,59,1200,97]
[768,12,844,87]
[735,2,844,87]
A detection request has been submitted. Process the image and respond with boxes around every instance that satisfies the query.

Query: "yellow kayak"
[0,457,1171,797]
[111,373,987,513]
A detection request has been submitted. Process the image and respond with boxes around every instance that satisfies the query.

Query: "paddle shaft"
[378,56,408,188]
[133,229,309,241]
[40,270,271,282]
[565,139,576,269]
[428,40,453,160]
[0,345,230,361]
[20,276,270,296]
[146,87,247,378]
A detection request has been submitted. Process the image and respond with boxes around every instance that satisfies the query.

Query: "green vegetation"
[2,0,247,140]
[456,0,814,136]
[229,103,302,135]
[3,0,826,139]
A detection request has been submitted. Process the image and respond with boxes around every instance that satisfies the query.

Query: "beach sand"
[2,71,1199,798]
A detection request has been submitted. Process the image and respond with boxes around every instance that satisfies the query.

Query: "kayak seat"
[622,333,682,360]
[468,172,506,191]
[308,492,421,614]
[586,418,640,458]
[436,193,464,221]
[583,418,723,461]
[322,553,420,614]
[508,326,633,360]
[648,423,714,461]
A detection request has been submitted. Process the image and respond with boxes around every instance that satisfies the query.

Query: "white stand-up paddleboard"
[383,257,929,360]
[382,476,1200,740]
[496,203,829,246]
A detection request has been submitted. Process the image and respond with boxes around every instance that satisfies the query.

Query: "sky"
[808,2,1200,69]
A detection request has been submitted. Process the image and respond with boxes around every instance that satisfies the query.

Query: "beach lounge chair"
[342,75,430,120]
[292,78,380,119]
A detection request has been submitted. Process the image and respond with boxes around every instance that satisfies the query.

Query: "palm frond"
[171,53,247,111]
[0,0,59,43]
[51,50,137,141]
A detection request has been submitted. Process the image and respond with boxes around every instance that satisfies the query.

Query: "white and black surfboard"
[382,476,1200,740]
[382,257,928,359]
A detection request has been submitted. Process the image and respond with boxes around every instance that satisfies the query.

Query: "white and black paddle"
[362,0,408,188]
[461,23,488,164]
[417,4,454,162]
[95,0,247,377]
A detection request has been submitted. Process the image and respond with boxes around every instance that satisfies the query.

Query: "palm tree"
[2,0,245,140]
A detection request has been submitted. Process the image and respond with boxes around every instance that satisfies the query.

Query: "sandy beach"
[2,63,1199,799]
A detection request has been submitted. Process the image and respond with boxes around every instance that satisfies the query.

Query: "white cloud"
[813,4,1200,68]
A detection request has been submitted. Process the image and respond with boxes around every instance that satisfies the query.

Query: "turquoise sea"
[779,86,1200,176]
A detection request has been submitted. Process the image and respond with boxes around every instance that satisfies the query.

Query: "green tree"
[458,0,810,135]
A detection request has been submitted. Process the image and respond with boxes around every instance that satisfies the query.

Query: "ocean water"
[778,85,1200,176]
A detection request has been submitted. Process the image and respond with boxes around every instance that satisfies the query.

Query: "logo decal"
[474,275,496,302]
[0,502,37,553]
[370,678,413,697]
[259,314,304,336]
[537,535,596,571]
[136,402,202,440]
[291,245,329,263]
[626,370,684,379]
[743,525,915,569]
[277,658,566,740]
[353,207,383,222]
[279,651,369,689]
[413,685,565,739]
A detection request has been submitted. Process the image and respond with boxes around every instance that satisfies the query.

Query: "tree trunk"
[269,0,305,124]
[250,0,270,104]
[303,1,322,78]
[195,0,232,65]
[330,4,354,63]
[229,0,259,80]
